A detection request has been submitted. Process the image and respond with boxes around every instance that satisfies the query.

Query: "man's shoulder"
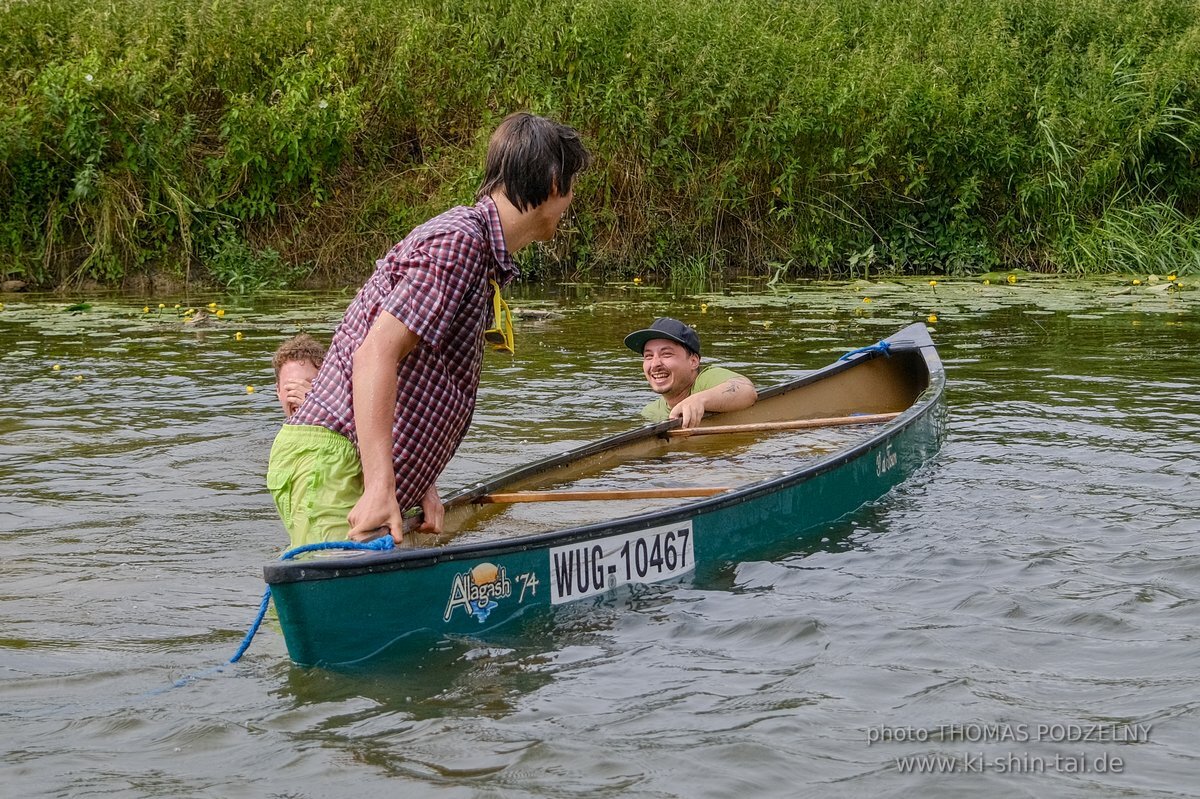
[408,205,487,249]
[694,365,745,390]
[374,207,490,278]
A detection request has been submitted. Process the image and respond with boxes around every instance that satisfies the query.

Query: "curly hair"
[272,333,326,378]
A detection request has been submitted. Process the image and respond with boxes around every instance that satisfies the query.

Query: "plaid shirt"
[289,195,517,509]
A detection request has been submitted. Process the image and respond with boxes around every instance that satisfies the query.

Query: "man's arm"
[347,312,421,542]
[669,377,757,428]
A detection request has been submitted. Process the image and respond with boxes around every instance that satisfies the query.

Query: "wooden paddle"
[665,411,901,438]
[477,486,731,504]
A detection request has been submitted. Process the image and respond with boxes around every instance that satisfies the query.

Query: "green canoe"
[265,322,946,667]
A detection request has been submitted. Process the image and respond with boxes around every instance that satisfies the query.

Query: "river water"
[1,277,1197,798]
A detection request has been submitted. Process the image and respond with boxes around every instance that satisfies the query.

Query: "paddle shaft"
[478,486,731,504]
[665,411,901,438]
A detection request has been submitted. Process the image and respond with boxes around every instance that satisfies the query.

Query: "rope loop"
[839,340,892,361]
[280,535,395,562]
[228,536,396,664]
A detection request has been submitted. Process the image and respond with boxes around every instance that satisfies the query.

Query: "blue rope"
[145,537,398,694]
[227,536,396,664]
[227,588,273,665]
[839,340,891,361]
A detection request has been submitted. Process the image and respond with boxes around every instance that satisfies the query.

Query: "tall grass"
[1,0,1198,287]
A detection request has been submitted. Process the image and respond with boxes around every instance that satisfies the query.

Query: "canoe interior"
[428,344,931,542]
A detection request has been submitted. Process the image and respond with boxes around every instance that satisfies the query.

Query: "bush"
[1,0,1198,287]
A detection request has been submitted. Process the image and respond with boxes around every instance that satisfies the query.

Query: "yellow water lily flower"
[1132,279,1142,285]
[632,277,642,285]
[700,303,708,313]
[762,320,772,329]
[158,303,166,309]
[186,308,195,315]
[928,280,938,287]
[52,364,62,371]
[246,385,255,394]
[143,306,150,313]
[927,314,938,323]
[216,309,225,318]
[862,297,872,303]
[208,302,218,310]
[74,375,83,382]
[983,279,990,285]
[1167,274,1177,281]
[174,304,181,309]
[235,331,244,341]
[1007,274,1018,284]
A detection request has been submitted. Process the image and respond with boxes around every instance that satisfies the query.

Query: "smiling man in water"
[624,317,757,428]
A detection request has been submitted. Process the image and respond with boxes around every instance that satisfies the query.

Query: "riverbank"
[2,0,1198,291]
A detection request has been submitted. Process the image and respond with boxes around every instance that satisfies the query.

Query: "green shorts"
[267,424,363,549]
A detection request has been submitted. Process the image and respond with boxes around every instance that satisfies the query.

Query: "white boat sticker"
[443,562,541,624]
[549,521,695,605]
[444,561,512,623]
[875,442,898,476]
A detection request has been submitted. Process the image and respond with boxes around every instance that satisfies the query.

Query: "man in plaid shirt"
[268,113,591,548]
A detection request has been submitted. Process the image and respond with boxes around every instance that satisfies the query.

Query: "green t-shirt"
[640,366,745,422]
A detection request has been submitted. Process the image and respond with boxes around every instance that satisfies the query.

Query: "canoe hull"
[267,324,946,667]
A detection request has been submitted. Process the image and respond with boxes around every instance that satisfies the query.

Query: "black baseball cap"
[624,317,701,356]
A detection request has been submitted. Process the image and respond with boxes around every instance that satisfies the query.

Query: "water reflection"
[1,279,1198,797]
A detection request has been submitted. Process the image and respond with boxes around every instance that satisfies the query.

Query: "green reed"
[1,0,1197,288]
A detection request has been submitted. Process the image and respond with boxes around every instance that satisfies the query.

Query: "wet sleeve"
[694,367,746,391]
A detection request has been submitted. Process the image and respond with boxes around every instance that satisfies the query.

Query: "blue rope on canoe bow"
[839,340,891,361]
[228,536,395,664]
[145,536,397,693]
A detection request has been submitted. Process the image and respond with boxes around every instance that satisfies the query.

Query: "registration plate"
[548,521,695,604]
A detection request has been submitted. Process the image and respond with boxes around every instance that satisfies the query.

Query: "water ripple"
[1,289,1198,797]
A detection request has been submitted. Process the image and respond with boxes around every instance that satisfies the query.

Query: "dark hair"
[478,112,592,212]
[272,333,326,378]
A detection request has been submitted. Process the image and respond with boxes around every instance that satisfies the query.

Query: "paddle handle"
[666,411,901,438]
[478,487,731,504]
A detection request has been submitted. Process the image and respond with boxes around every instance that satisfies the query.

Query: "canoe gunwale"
[265,323,943,587]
